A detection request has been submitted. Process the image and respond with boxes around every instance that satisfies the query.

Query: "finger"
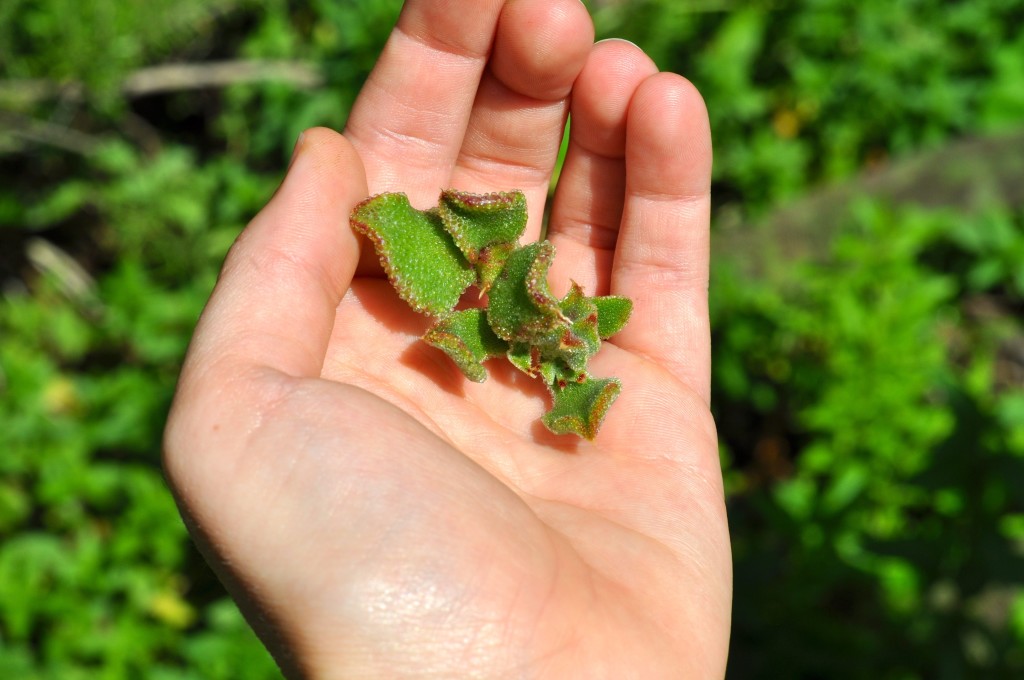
[609,74,713,403]
[447,0,593,242]
[182,127,368,383]
[343,0,508,206]
[546,39,658,296]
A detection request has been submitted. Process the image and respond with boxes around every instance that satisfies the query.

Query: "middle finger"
[447,0,594,241]
[343,0,509,207]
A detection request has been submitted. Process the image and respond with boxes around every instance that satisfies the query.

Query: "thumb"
[184,127,368,382]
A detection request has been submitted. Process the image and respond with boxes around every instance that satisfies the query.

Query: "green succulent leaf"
[592,296,633,338]
[559,281,592,320]
[422,309,508,383]
[506,341,540,377]
[350,192,475,316]
[486,241,566,341]
[438,189,527,293]
[542,376,622,440]
[555,282,602,368]
[349,188,634,440]
[438,189,527,262]
[507,342,577,385]
[508,282,602,374]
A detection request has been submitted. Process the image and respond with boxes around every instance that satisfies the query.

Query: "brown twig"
[0,59,323,106]
[121,59,323,96]
[0,111,100,155]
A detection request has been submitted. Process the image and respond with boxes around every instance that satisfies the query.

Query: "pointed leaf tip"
[592,296,633,338]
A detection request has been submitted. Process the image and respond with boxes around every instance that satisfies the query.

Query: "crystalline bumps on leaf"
[592,296,633,339]
[350,193,474,316]
[554,282,601,372]
[507,341,577,385]
[423,309,508,383]
[507,281,602,375]
[349,188,635,440]
[438,189,527,257]
[438,189,528,292]
[486,241,565,341]
[542,377,622,440]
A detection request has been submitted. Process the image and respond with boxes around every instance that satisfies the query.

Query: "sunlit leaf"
[542,376,621,440]
[351,193,474,316]
[486,241,565,341]
[422,309,508,383]
[438,189,527,292]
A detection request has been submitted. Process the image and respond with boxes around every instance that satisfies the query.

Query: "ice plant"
[350,189,632,440]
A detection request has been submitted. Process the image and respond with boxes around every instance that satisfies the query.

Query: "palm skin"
[163,0,731,678]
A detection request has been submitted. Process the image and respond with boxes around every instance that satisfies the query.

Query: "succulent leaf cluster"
[350,189,632,440]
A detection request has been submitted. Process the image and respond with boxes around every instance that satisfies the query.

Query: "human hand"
[163,0,730,677]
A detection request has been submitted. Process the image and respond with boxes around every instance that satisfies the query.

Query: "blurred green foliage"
[594,0,1024,213]
[714,203,1024,676]
[1,0,1022,677]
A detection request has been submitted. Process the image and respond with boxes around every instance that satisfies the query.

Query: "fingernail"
[597,37,643,51]
[287,131,306,171]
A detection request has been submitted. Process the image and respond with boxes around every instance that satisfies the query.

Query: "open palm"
[164,0,731,677]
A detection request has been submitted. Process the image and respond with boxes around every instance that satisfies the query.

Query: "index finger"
[180,129,367,384]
